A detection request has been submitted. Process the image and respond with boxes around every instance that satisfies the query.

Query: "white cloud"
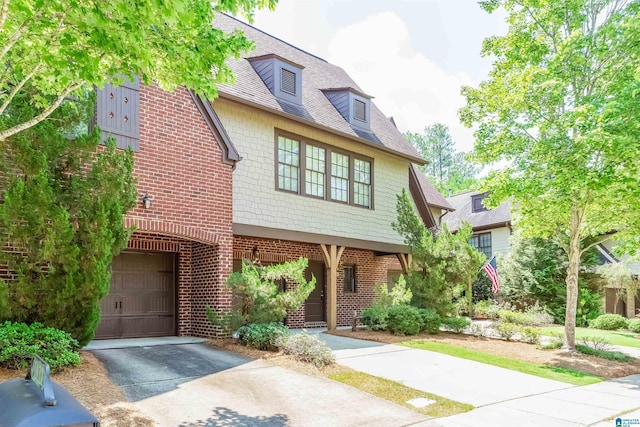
[326,12,478,152]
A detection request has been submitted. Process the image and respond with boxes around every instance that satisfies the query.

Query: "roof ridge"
[225,13,329,63]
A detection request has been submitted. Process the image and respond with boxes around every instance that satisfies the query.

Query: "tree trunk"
[563,208,582,351]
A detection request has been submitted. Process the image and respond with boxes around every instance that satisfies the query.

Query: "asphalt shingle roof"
[411,165,454,211]
[212,14,423,162]
[442,191,512,231]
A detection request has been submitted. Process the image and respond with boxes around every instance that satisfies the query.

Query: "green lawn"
[329,371,473,417]
[400,340,602,386]
[539,326,640,349]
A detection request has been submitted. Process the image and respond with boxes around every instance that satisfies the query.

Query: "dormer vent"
[248,54,303,105]
[322,88,372,130]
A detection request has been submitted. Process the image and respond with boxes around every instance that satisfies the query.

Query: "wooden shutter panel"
[96,77,140,151]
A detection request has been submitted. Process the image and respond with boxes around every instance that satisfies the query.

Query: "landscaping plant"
[495,322,521,341]
[418,308,442,334]
[386,305,423,336]
[441,317,471,334]
[360,306,389,331]
[0,322,80,371]
[277,331,335,367]
[627,319,640,334]
[589,314,628,331]
[236,322,290,351]
[207,258,315,332]
[372,275,412,307]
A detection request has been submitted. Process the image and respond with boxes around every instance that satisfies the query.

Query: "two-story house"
[211,14,425,329]
[91,13,431,338]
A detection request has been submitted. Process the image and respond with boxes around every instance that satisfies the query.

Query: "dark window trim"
[469,232,492,259]
[274,129,374,209]
[343,265,356,293]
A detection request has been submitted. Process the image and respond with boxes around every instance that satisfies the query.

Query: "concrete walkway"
[418,375,640,426]
[315,330,640,426]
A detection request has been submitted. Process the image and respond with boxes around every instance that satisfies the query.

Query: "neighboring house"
[596,239,640,318]
[441,191,512,260]
[208,14,424,330]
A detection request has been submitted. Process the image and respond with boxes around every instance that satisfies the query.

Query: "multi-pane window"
[469,232,492,259]
[343,266,356,293]
[305,145,325,198]
[275,132,373,208]
[353,159,371,208]
[331,152,350,203]
[277,136,299,192]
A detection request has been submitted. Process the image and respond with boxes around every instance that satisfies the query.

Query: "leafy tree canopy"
[0,0,276,140]
[405,123,479,194]
[460,0,640,349]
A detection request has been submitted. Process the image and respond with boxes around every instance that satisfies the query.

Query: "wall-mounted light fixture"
[141,194,152,209]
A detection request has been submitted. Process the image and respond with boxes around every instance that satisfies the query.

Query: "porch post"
[320,244,345,330]
[396,253,412,274]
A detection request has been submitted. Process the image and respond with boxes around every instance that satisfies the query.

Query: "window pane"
[277,136,299,192]
[469,233,491,259]
[331,152,349,202]
[354,159,371,207]
[305,145,325,198]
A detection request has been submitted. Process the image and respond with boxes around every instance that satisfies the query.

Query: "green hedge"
[0,322,80,371]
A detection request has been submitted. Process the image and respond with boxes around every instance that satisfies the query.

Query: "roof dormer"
[248,54,303,105]
[322,87,372,130]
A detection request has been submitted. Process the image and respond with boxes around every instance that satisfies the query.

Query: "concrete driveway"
[91,342,428,427]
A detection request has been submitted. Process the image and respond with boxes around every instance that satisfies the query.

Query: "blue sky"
[247,0,507,152]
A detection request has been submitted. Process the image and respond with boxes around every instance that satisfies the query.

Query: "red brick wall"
[233,236,399,328]
[123,85,234,337]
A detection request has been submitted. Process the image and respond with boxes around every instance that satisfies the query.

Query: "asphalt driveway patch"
[92,343,252,401]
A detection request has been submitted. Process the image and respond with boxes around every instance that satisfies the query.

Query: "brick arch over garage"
[124,217,222,246]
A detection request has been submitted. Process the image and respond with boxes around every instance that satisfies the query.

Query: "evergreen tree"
[392,189,485,315]
[405,124,478,194]
[0,90,136,345]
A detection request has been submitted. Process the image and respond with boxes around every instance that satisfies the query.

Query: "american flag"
[483,256,499,294]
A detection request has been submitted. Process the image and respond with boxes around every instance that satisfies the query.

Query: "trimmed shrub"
[386,305,423,335]
[373,275,412,307]
[589,314,628,331]
[576,344,630,362]
[278,331,335,367]
[417,308,441,334]
[496,322,521,341]
[236,322,290,351]
[361,306,389,331]
[627,318,640,333]
[0,322,80,371]
[441,317,471,334]
[521,327,541,344]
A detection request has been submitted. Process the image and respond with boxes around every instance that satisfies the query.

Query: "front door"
[304,261,326,322]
